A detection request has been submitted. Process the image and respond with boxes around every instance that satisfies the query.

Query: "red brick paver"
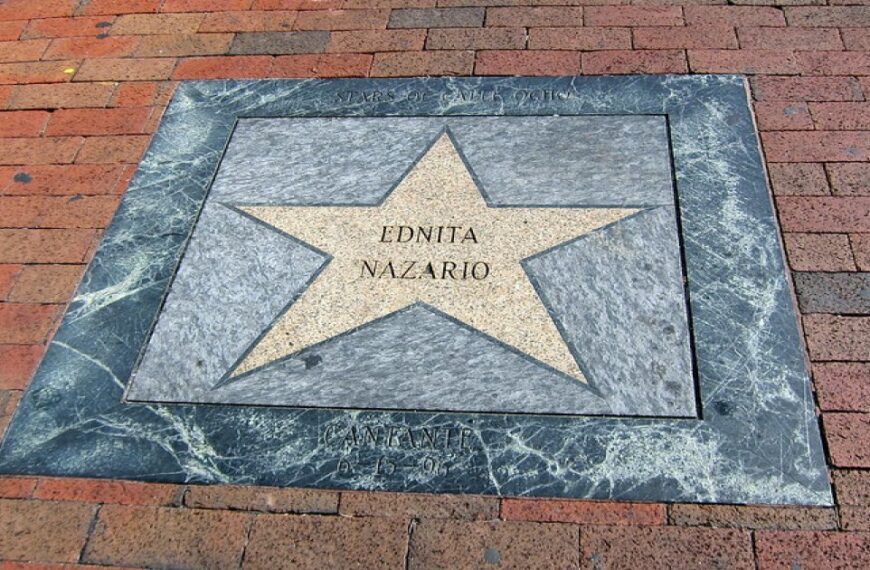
[814,363,870,412]
[185,484,339,514]
[502,498,665,526]
[0,345,42,389]
[668,504,838,530]
[33,478,182,506]
[245,515,407,569]
[341,491,498,520]
[410,519,580,568]
[581,526,754,570]
[755,531,870,569]
[83,505,251,569]
[0,499,96,564]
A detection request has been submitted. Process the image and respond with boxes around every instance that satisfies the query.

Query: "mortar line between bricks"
[847,235,861,272]
[168,56,182,82]
[0,262,88,267]
[813,385,842,492]
[750,530,760,570]
[821,163,837,195]
[68,58,84,83]
[237,513,256,570]
[177,484,189,508]
[403,517,418,570]
[0,225,115,230]
[834,496,845,531]
[37,112,50,138]
[66,134,86,165]
[77,502,102,565]
[835,28,846,53]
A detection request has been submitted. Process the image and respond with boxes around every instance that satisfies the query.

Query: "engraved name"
[359,224,491,281]
[379,225,478,244]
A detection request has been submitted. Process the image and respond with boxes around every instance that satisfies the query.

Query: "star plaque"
[0,78,829,506]
[126,115,696,417]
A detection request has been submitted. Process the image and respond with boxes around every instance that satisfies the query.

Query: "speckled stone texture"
[408,520,581,568]
[0,77,830,506]
[126,115,694,417]
[243,515,408,569]
[581,526,755,569]
[208,116,675,207]
[83,505,251,569]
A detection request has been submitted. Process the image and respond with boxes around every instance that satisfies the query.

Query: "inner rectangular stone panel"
[210,116,675,207]
[126,115,697,418]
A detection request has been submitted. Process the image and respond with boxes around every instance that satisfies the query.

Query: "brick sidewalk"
[0,0,868,568]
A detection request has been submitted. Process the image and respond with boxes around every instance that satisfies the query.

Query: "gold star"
[223,132,639,384]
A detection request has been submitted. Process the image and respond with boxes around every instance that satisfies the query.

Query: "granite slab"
[0,77,831,506]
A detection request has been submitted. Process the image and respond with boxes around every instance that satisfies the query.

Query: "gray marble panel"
[126,202,324,402]
[126,205,689,415]
[450,117,673,207]
[126,116,692,416]
[206,305,612,414]
[526,206,694,416]
[211,116,673,207]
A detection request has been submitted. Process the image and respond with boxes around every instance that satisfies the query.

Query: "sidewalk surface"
[0,0,868,568]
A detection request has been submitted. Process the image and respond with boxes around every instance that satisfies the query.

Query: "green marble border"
[0,77,831,505]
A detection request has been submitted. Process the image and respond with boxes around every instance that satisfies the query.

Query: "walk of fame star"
[219,130,640,386]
